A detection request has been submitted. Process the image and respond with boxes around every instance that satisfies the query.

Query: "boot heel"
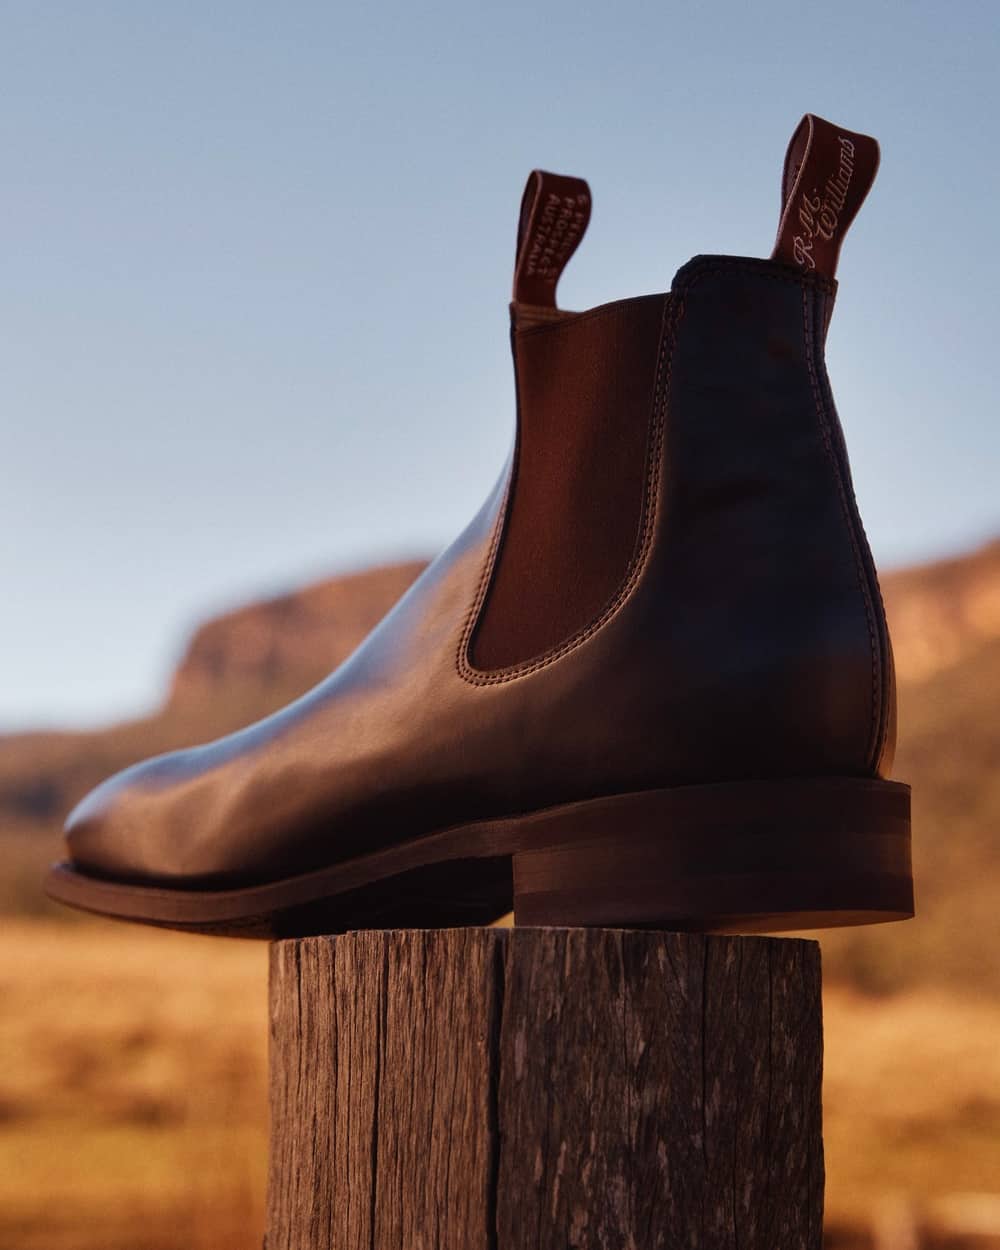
[511,777,912,932]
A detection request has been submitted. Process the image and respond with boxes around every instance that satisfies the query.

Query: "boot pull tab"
[513,171,591,308]
[772,114,880,280]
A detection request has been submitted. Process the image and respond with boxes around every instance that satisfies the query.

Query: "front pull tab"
[772,114,880,280]
[513,171,591,307]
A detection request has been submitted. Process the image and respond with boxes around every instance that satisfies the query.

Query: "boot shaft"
[469,115,894,781]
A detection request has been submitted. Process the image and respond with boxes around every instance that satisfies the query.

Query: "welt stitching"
[800,285,881,769]
[456,292,679,686]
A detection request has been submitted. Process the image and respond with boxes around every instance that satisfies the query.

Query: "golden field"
[2,919,999,1250]
[0,921,269,1250]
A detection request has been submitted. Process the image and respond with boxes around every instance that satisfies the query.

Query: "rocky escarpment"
[166,559,427,706]
[881,537,1000,683]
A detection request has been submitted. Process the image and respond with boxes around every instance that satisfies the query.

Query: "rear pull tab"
[514,171,591,307]
[772,114,880,280]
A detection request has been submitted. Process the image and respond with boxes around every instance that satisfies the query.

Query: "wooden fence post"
[266,928,823,1250]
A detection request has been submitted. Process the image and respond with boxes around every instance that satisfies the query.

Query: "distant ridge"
[881,537,1000,682]
[167,559,428,707]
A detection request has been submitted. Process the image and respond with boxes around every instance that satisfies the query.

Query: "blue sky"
[3,1,998,728]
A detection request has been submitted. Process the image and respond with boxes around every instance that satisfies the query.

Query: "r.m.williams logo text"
[793,136,855,270]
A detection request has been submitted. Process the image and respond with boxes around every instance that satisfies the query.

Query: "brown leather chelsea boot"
[46,114,913,937]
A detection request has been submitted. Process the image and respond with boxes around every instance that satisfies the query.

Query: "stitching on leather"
[812,287,893,770]
[456,292,679,685]
[800,285,881,770]
[861,530,893,767]
[676,255,838,297]
[456,462,515,682]
[456,256,844,692]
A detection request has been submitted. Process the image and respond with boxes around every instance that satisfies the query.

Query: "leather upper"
[64,247,895,888]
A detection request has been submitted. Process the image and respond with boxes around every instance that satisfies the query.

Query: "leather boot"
[46,114,913,937]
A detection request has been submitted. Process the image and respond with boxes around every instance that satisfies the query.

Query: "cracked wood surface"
[266,929,822,1250]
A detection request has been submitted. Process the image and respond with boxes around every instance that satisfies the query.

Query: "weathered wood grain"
[266,929,822,1250]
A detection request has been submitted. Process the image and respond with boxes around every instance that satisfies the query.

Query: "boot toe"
[63,753,192,883]
[64,776,130,879]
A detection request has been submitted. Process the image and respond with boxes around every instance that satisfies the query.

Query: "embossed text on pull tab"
[514,171,591,307]
[773,115,880,281]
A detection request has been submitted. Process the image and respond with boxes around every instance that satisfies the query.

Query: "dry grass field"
[2,919,999,1250]
[0,921,269,1250]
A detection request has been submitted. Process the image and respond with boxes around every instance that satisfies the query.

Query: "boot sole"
[44,776,912,937]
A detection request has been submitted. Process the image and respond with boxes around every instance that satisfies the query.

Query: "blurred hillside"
[2,540,999,995]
